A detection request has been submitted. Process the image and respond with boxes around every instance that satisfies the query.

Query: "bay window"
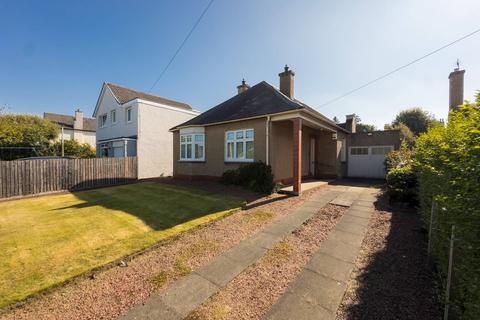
[225,129,254,162]
[180,133,205,161]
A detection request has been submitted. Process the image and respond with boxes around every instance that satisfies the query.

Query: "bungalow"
[93,83,200,179]
[171,66,400,194]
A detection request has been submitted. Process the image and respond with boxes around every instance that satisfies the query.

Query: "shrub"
[221,161,275,194]
[384,142,413,172]
[414,100,480,319]
[386,165,417,204]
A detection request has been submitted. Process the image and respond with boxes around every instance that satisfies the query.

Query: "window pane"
[186,135,192,142]
[180,135,185,142]
[236,131,244,139]
[227,132,234,140]
[195,144,204,159]
[195,134,204,142]
[236,141,244,158]
[246,141,254,159]
[186,144,192,158]
[245,129,254,139]
[127,109,131,121]
[181,144,186,159]
[227,142,234,158]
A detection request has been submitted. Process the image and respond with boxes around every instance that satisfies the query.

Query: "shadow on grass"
[52,180,247,231]
[340,190,442,319]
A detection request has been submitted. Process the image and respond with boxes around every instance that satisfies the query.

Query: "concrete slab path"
[121,189,343,320]
[262,188,378,320]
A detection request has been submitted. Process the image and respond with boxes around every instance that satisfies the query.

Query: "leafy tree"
[356,123,377,132]
[44,139,96,158]
[353,114,376,132]
[0,114,59,159]
[392,107,441,136]
[385,122,415,147]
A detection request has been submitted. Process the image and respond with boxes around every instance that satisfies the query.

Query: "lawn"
[0,182,243,308]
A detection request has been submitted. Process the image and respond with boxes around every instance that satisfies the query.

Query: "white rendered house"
[93,82,200,179]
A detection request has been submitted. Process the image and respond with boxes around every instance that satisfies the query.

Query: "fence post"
[444,224,455,320]
[427,198,435,263]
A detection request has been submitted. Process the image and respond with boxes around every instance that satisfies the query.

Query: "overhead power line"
[317,27,480,109]
[148,0,215,92]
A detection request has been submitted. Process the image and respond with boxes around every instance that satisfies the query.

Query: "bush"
[221,161,275,194]
[384,142,413,172]
[43,139,96,159]
[414,100,480,319]
[386,165,417,204]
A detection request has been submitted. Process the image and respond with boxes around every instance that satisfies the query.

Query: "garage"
[348,145,393,179]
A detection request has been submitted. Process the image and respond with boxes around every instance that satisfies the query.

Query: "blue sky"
[1,0,479,128]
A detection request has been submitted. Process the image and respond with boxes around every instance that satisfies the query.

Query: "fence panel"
[0,157,138,199]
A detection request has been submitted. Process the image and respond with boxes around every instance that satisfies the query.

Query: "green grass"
[243,210,274,223]
[0,182,242,308]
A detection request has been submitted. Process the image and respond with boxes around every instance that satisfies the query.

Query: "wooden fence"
[0,157,137,199]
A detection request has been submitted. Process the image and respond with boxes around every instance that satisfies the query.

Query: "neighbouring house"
[44,110,96,146]
[93,82,200,179]
[171,66,400,194]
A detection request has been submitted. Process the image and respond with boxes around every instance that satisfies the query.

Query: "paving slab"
[320,238,361,263]
[223,241,267,265]
[263,220,298,236]
[305,252,354,283]
[345,209,372,219]
[329,198,353,207]
[341,214,370,227]
[122,296,181,320]
[349,205,374,212]
[286,270,346,312]
[327,229,364,247]
[249,231,283,249]
[353,200,375,208]
[335,220,368,236]
[195,255,246,286]
[262,291,334,320]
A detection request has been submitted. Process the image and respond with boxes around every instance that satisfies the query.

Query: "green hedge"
[414,102,480,319]
[221,161,275,194]
[386,165,417,205]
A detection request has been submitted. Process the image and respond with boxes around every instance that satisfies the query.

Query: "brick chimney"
[74,109,84,130]
[279,65,295,99]
[449,67,465,112]
[237,79,250,94]
[345,114,356,133]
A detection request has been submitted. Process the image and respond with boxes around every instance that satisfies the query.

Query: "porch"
[269,116,346,195]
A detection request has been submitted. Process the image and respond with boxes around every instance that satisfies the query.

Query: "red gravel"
[187,204,346,320]
[0,183,327,320]
[336,193,442,320]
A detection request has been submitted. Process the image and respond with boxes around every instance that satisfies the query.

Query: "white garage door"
[348,146,393,179]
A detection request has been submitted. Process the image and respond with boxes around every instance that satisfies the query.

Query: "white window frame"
[180,133,205,161]
[110,109,117,124]
[99,114,107,128]
[126,107,132,123]
[225,129,254,162]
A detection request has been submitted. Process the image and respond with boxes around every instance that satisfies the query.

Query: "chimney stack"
[279,65,295,99]
[237,79,250,94]
[74,108,84,130]
[345,114,356,133]
[449,67,465,112]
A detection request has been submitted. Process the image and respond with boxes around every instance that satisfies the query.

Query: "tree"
[44,139,96,158]
[0,114,59,159]
[385,122,415,147]
[392,107,441,136]
[356,123,377,132]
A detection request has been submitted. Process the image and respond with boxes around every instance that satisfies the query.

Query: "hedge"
[221,161,275,194]
[414,102,480,319]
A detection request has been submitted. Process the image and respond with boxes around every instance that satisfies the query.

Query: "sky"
[1,0,479,129]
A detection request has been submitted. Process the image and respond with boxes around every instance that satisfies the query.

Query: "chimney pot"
[237,78,250,94]
[279,64,295,99]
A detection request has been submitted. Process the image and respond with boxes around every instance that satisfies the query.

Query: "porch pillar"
[292,117,302,195]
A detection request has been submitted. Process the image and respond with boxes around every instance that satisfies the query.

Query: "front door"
[309,137,315,176]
